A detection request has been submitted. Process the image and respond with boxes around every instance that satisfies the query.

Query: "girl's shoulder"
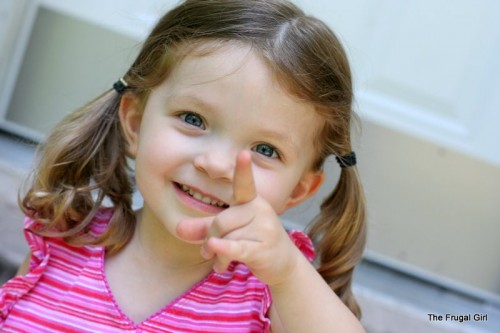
[24,207,114,239]
[1,209,112,323]
[288,229,315,262]
[20,208,114,274]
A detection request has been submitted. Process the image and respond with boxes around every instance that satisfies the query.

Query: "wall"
[6,6,139,140]
[0,137,32,267]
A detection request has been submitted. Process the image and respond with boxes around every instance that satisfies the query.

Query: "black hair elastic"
[113,78,129,94]
[335,152,357,168]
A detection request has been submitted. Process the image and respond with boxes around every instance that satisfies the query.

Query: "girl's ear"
[283,171,325,211]
[118,93,143,158]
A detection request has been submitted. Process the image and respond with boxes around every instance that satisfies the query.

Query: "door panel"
[288,0,500,299]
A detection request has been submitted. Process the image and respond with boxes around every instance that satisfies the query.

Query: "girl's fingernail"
[200,245,210,259]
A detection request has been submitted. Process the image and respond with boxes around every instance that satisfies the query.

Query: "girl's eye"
[179,112,205,129]
[252,143,280,159]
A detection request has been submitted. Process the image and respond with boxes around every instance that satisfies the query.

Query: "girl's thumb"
[176,217,213,244]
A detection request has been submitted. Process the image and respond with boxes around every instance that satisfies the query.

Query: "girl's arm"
[268,250,365,333]
[16,252,31,276]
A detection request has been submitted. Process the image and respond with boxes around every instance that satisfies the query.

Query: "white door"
[286,0,500,301]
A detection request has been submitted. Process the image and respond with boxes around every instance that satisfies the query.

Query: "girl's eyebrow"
[167,93,217,114]
[256,128,299,155]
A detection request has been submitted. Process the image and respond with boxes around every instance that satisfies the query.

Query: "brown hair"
[21,0,366,317]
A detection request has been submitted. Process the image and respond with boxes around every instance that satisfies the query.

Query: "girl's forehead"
[164,41,306,107]
[169,42,261,85]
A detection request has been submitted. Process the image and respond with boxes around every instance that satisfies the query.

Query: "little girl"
[1,0,367,332]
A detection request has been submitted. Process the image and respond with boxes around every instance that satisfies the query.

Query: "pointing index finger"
[233,151,257,205]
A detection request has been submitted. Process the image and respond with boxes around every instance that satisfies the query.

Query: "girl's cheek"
[253,178,290,213]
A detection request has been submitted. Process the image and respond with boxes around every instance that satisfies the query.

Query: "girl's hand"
[177,151,302,287]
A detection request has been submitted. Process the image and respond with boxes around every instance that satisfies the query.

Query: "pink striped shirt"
[0,210,315,332]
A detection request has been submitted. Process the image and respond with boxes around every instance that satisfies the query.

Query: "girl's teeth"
[180,184,227,208]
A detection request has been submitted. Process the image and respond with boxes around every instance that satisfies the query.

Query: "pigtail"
[308,164,366,318]
[21,90,135,254]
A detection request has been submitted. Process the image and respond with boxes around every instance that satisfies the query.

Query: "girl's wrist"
[267,244,310,291]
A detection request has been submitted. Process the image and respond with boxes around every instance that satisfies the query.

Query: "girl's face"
[120,43,324,241]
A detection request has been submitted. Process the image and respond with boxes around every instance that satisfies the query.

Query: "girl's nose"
[194,145,236,181]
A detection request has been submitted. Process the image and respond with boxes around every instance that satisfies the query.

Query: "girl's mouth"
[175,182,229,209]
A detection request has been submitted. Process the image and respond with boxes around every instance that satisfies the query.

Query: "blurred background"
[0,0,499,332]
